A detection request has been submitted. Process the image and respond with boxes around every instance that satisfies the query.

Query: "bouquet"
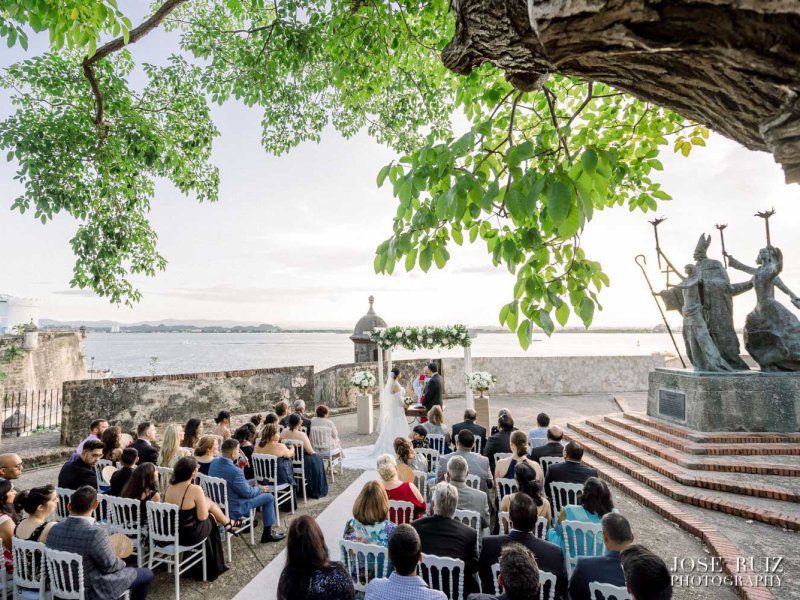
[350,371,377,390]
[465,371,497,392]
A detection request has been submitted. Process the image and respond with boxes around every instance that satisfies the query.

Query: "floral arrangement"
[465,371,497,392]
[350,370,377,389]
[370,324,471,350]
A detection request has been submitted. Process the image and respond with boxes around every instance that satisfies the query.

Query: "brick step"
[570,448,775,600]
[622,411,800,444]
[573,420,800,502]
[603,416,800,456]
[563,426,800,532]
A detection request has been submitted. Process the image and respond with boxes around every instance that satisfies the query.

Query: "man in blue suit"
[209,438,285,543]
[568,513,634,600]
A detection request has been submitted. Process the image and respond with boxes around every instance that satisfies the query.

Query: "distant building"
[0,295,39,335]
[350,296,387,363]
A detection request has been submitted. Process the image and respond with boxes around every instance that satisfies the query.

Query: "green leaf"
[538,309,554,336]
[581,149,598,174]
[579,297,595,325]
[419,246,433,272]
[404,248,417,271]
[373,252,387,273]
[376,164,391,187]
[555,302,569,326]
[557,206,581,238]
[547,181,573,225]
[499,303,510,326]
[517,319,532,350]
[506,301,519,331]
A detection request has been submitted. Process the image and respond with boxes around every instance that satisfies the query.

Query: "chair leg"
[202,545,207,582]
[174,553,180,600]
[273,491,281,527]
[249,509,255,545]
[226,529,233,563]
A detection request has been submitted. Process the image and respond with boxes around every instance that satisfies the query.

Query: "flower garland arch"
[370,324,471,351]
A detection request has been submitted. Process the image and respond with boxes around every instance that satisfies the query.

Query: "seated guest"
[543,440,598,501]
[437,429,493,492]
[498,463,552,525]
[343,480,396,545]
[109,447,139,497]
[255,424,296,489]
[163,457,232,580]
[275,401,290,427]
[412,482,479,596]
[71,418,109,461]
[59,439,104,490]
[158,424,191,468]
[0,454,23,480]
[213,411,232,440]
[292,400,313,433]
[411,425,430,450]
[280,413,329,499]
[445,456,490,530]
[310,404,342,454]
[250,414,264,429]
[208,438,285,543]
[264,412,279,427]
[14,484,57,544]
[129,422,159,465]
[0,479,17,573]
[568,513,634,600]
[422,406,451,453]
[483,412,516,472]
[194,436,219,475]
[452,408,487,453]
[376,454,426,520]
[234,423,258,480]
[527,412,550,449]
[101,425,123,462]
[478,494,567,598]
[181,418,204,450]
[46,486,153,600]
[364,524,446,600]
[621,544,673,600]
[529,426,565,464]
[547,476,615,554]
[468,543,540,600]
[394,437,427,482]
[120,462,161,521]
[489,409,517,436]
[495,430,543,483]
[279,516,354,600]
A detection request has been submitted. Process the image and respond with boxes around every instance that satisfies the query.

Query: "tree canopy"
[0,0,709,346]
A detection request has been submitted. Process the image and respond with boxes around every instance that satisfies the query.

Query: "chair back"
[563,520,605,576]
[97,459,116,484]
[498,511,510,534]
[107,495,141,537]
[588,582,632,600]
[251,453,279,485]
[493,452,512,466]
[155,466,173,497]
[309,427,332,453]
[464,474,480,490]
[539,569,558,600]
[534,515,548,539]
[452,508,481,552]
[427,434,446,455]
[415,448,439,474]
[145,501,179,547]
[197,474,230,516]
[284,439,305,471]
[495,478,518,502]
[419,553,465,600]
[538,455,564,476]
[12,538,47,597]
[339,540,389,593]
[44,548,85,600]
[55,487,74,520]
[388,500,415,525]
[93,494,114,529]
[549,481,584,516]
[492,562,501,594]
[473,437,483,454]
[412,470,428,503]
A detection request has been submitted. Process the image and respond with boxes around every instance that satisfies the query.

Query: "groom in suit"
[422,362,442,411]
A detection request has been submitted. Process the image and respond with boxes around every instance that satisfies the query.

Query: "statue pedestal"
[357,393,374,434]
[648,368,800,432]
[474,393,491,432]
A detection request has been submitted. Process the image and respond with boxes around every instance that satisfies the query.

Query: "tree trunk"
[442,0,800,183]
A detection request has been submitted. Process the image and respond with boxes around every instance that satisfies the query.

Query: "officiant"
[421,362,442,410]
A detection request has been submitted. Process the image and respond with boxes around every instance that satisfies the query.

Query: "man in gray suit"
[436,429,493,492]
[46,486,153,600]
[446,455,490,530]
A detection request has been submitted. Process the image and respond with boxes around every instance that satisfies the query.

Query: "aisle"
[233,470,377,600]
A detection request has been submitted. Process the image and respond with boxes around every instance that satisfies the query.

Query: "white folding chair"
[415,448,440,474]
[420,553,465,600]
[492,562,501,594]
[0,564,7,600]
[493,452,512,467]
[388,500,415,525]
[146,501,206,600]
[283,439,307,503]
[498,511,511,534]
[413,470,429,505]
[539,569,558,600]
[534,515,549,539]
[97,459,116,488]
[563,520,605,576]
[427,434,447,455]
[549,481,585,520]
[155,466,173,497]
[251,453,294,526]
[530,437,548,449]
[539,456,565,477]
[453,509,481,553]
[94,494,114,530]
[309,428,343,482]
[55,487,74,520]
[11,538,47,600]
[196,473,255,561]
[94,464,110,494]
[589,582,632,600]
[107,495,147,567]
[45,547,131,600]
[495,478,518,504]
[464,474,480,490]
[340,540,390,593]
[473,437,483,455]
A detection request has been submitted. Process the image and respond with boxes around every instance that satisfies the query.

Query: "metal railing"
[1,389,62,437]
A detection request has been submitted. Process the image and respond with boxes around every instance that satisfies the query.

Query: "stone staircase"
[562,398,800,600]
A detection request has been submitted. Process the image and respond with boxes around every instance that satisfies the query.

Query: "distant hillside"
[40,319,281,333]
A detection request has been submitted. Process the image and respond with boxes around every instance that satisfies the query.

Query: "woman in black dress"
[278,516,354,600]
[120,462,161,525]
[163,457,234,581]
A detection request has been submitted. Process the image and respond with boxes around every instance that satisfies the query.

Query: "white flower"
[404,330,411,337]
[426,337,433,344]
[460,332,466,339]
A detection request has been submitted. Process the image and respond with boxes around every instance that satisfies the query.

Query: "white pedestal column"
[357,393,374,434]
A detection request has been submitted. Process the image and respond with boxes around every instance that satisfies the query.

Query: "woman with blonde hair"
[495,430,543,481]
[158,424,191,468]
[376,454,426,519]
[254,423,296,491]
[342,480,396,545]
[422,405,452,453]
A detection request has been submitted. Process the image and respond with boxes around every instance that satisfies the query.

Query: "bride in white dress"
[343,367,410,469]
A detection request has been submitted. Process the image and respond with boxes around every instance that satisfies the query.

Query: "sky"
[1,11,799,330]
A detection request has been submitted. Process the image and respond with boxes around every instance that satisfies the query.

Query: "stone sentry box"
[647,368,800,432]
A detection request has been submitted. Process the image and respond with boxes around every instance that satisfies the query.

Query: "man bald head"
[0,454,23,480]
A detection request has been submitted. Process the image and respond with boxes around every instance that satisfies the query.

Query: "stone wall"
[61,365,313,446]
[0,332,86,394]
